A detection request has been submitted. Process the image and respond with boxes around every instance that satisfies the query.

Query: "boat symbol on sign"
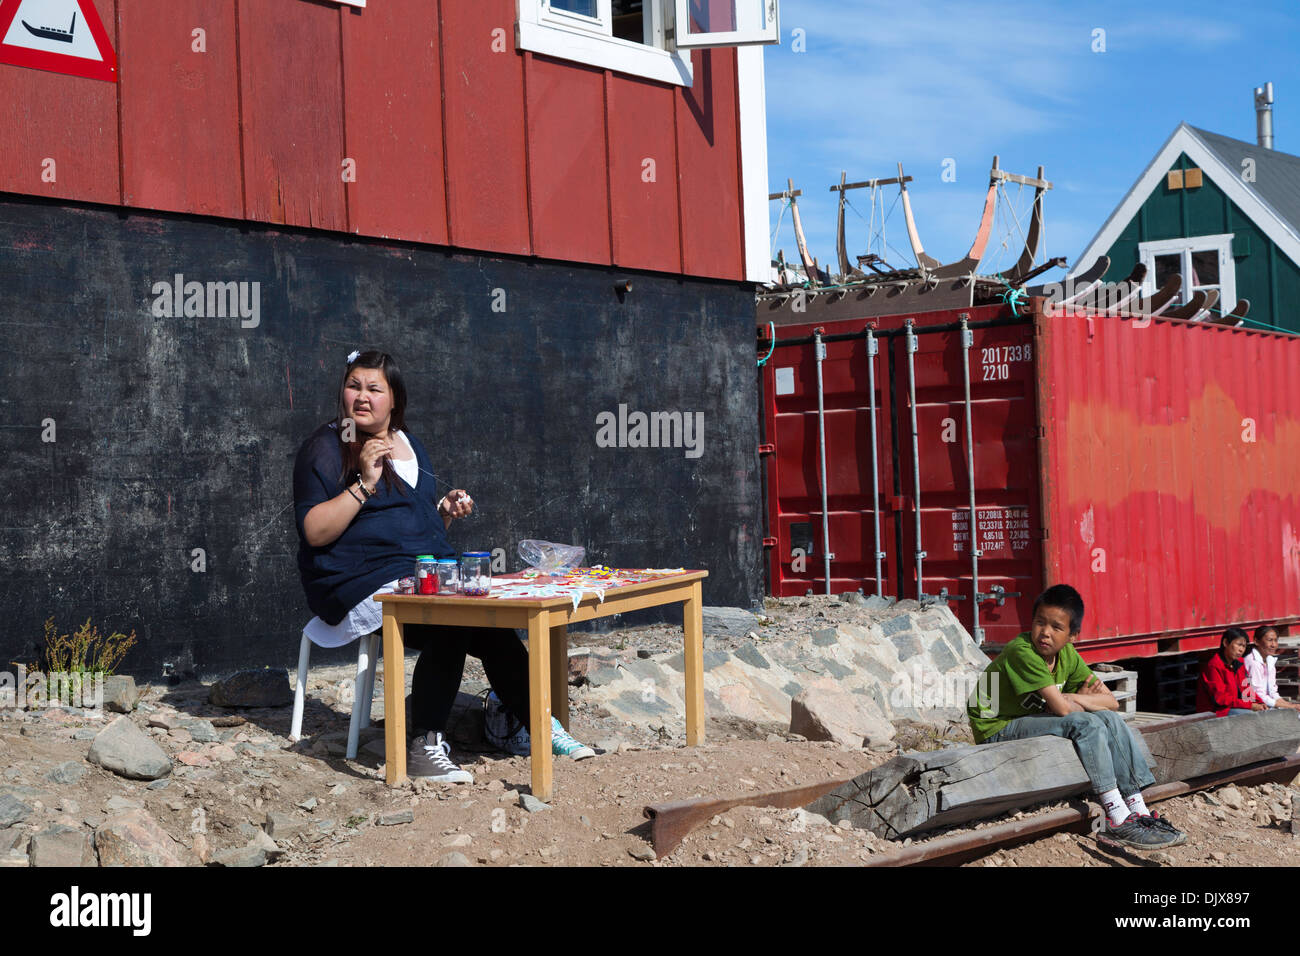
[22,11,76,43]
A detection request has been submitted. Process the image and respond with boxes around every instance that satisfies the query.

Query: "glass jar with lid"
[459,552,492,596]
[436,558,459,593]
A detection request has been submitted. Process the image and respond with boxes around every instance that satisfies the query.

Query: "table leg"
[382,611,406,786]
[683,580,705,747]
[527,608,553,802]
[550,622,569,730]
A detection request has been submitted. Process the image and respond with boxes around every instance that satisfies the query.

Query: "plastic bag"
[518,540,586,574]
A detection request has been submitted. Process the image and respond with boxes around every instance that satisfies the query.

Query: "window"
[517,0,777,86]
[1138,234,1235,316]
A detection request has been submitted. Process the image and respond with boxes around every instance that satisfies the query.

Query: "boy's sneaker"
[1143,811,1187,846]
[1104,812,1178,849]
[408,732,473,784]
[550,717,595,760]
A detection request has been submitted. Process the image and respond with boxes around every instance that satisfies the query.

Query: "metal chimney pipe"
[1255,82,1274,150]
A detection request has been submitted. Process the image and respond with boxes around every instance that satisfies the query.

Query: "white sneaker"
[408,732,473,784]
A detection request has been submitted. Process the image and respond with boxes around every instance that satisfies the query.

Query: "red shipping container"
[759,301,1300,661]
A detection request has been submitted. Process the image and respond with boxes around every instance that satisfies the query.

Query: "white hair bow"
[347,350,360,365]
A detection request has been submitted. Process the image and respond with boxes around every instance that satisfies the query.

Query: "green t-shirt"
[967,633,1094,743]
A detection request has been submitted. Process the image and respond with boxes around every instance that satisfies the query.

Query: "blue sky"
[762,0,1300,277]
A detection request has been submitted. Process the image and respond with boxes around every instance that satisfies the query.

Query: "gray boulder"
[702,606,760,638]
[95,810,187,866]
[790,687,895,749]
[87,716,173,781]
[102,676,139,714]
[0,793,33,828]
[208,670,293,708]
[46,762,87,786]
[30,824,96,867]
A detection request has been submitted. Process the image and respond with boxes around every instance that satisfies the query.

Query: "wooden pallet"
[1091,663,1138,715]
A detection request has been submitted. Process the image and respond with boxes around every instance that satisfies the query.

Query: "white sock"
[1100,788,1128,826]
[1124,792,1150,817]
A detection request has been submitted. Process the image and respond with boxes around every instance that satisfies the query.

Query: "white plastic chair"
[289,629,380,760]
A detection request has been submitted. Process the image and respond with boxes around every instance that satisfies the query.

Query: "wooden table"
[375,570,707,801]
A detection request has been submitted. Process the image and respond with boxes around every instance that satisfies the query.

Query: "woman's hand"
[359,436,393,490]
[438,489,474,525]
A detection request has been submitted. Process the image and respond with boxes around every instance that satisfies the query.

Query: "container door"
[761,332,894,597]
[889,321,1042,645]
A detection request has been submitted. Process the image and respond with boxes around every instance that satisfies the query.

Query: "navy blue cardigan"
[294,422,456,625]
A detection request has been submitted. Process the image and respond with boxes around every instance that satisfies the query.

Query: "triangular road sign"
[0,0,116,82]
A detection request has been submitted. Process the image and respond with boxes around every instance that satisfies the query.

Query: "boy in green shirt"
[967,584,1185,850]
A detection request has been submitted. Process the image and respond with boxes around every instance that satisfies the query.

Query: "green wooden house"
[1077,122,1300,333]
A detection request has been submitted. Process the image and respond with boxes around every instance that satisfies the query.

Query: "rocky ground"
[0,595,1296,867]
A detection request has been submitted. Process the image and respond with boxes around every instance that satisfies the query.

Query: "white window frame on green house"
[1138,234,1236,316]
[516,0,779,86]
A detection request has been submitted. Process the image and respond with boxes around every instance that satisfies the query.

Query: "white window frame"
[1138,234,1235,314]
[517,0,693,86]
[674,0,779,48]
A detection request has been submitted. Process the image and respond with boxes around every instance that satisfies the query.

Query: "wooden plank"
[236,0,347,229]
[527,607,553,802]
[1143,708,1300,783]
[829,176,910,192]
[119,0,242,218]
[0,0,119,204]
[683,579,705,747]
[441,0,530,255]
[549,622,569,730]
[382,610,406,785]
[675,47,743,280]
[340,0,447,244]
[806,710,1300,839]
[525,55,610,264]
[607,74,680,273]
[805,735,1099,838]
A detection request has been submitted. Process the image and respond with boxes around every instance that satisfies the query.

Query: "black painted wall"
[1,197,762,679]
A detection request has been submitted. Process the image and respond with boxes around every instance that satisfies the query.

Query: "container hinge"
[865,337,879,357]
[1034,425,1046,439]
[762,536,778,548]
[960,328,973,348]
[814,342,827,360]
[757,443,775,455]
[906,331,919,353]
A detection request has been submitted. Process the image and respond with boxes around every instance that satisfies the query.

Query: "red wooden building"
[0,0,779,678]
[0,0,775,284]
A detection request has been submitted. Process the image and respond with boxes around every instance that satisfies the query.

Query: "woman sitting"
[293,350,593,782]
[1243,625,1300,711]
[1195,627,1266,717]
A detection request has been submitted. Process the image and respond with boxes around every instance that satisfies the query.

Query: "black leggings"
[401,624,531,736]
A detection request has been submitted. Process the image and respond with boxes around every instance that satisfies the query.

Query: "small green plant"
[345,814,369,829]
[38,616,137,705]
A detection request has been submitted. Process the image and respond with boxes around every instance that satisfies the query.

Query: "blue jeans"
[985,709,1154,796]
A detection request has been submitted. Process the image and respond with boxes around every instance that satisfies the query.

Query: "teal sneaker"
[551,717,595,760]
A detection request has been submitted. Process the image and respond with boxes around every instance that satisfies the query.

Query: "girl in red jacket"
[1196,627,1267,716]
